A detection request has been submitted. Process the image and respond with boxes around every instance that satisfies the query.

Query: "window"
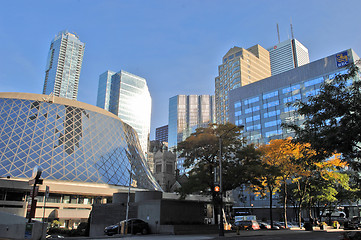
[265,129,283,137]
[264,110,280,118]
[246,115,260,123]
[235,119,243,126]
[235,111,241,117]
[245,106,260,114]
[284,106,296,112]
[283,94,301,104]
[304,77,323,87]
[263,91,278,100]
[265,119,281,128]
[282,84,300,94]
[305,89,320,97]
[246,124,261,131]
[263,100,279,109]
[244,96,259,105]
[329,69,349,80]
[234,101,241,108]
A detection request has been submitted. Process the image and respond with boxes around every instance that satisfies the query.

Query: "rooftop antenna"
[277,23,280,43]
[290,18,294,39]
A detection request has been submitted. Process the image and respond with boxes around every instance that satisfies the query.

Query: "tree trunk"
[283,181,288,228]
[298,203,302,228]
[269,187,273,229]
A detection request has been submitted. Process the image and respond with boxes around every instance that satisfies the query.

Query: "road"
[70,229,359,240]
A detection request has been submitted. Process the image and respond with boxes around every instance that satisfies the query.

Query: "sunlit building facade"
[267,39,310,76]
[229,49,360,145]
[43,30,85,100]
[96,70,151,155]
[168,95,215,174]
[215,44,271,124]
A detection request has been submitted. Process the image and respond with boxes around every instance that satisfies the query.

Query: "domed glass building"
[0,92,161,191]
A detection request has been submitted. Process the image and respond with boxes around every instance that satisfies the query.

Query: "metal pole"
[219,137,224,237]
[125,171,132,235]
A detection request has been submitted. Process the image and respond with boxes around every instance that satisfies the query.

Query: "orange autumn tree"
[251,138,313,229]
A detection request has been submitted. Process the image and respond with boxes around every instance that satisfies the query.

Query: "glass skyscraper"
[168,95,215,174]
[96,70,151,156]
[43,30,85,100]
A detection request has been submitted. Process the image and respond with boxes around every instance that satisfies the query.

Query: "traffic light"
[214,185,220,192]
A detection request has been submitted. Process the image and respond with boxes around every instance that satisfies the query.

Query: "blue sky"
[1,0,360,139]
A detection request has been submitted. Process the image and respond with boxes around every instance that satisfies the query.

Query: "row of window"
[235,77,326,108]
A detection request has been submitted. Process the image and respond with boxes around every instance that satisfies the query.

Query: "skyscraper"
[215,44,271,124]
[43,30,85,100]
[267,39,310,76]
[155,125,168,143]
[96,70,151,155]
[168,95,215,174]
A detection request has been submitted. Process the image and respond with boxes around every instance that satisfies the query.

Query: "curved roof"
[0,92,120,120]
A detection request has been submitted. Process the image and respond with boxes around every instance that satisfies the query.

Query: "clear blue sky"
[1,0,360,139]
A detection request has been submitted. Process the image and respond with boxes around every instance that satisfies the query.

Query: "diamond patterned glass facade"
[0,93,161,191]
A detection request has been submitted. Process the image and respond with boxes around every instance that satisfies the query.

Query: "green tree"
[284,62,361,178]
[176,123,257,223]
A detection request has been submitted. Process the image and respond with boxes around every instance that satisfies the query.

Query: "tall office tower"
[168,95,215,174]
[96,70,151,155]
[96,70,115,111]
[267,39,310,76]
[215,44,271,124]
[43,30,85,100]
[155,125,168,143]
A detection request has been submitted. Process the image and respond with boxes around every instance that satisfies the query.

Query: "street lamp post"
[217,125,241,237]
[218,136,224,237]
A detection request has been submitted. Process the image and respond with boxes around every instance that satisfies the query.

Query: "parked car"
[104,218,150,236]
[257,221,271,230]
[232,220,260,230]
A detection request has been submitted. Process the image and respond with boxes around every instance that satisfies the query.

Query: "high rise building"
[267,39,310,76]
[43,30,85,100]
[228,49,360,145]
[168,95,215,174]
[215,44,271,124]
[96,70,151,155]
[96,70,115,111]
[155,125,168,143]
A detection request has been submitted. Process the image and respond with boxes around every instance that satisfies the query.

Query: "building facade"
[168,95,215,174]
[155,125,168,143]
[267,38,310,76]
[43,30,85,100]
[228,49,360,145]
[153,149,176,192]
[215,45,271,124]
[96,70,151,155]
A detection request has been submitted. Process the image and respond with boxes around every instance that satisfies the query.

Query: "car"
[232,220,260,230]
[104,218,150,236]
[257,221,271,229]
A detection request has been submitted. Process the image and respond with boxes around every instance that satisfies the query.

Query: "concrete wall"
[89,203,137,237]
[137,199,161,233]
[0,211,27,239]
[160,199,204,225]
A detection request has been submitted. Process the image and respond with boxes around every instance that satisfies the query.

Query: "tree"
[251,138,309,228]
[284,62,361,181]
[176,123,251,223]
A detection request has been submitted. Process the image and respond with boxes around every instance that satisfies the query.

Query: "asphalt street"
[62,229,360,240]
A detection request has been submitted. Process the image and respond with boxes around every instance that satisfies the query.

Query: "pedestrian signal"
[214,186,220,192]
